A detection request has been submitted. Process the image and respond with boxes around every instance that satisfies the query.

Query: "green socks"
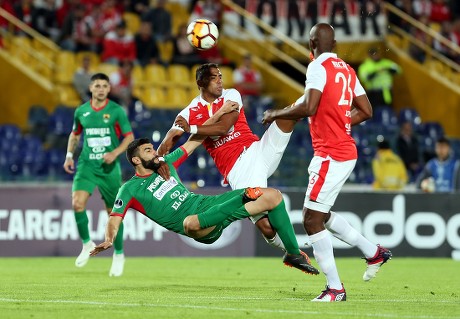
[74,211,90,243]
[114,222,124,254]
[267,199,300,255]
[198,192,250,228]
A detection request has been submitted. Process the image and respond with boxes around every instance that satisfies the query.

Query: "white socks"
[265,233,286,251]
[325,211,377,258]
[309,230,342,290]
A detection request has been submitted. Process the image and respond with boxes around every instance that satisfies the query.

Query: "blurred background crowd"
[0,0,460,193]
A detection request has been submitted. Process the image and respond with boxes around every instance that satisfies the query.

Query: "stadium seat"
[0,124,21,141]
[123,12,141,34]
[398,107,422,126]
[219,66,234,87]
[372,106,398,127]
[96,63,118,76]
[75,51,100,70]
[141,87,167,108]
[48,105,74,136]
[144,64,168,87]
[132,65,145,88]
[54,51,76,84]
[167,64,193,87]
[57,84,82,107]
[9,36,32,63]
[165,87,189,108]
[157,40,174,63]
[421,121,444,141]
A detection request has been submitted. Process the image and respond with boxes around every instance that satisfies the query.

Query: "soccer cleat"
[283,252,320,275]
[75,241,96,268]
[242,187,263,203]
[363,245,392,281]
[109,253,125,277]
[311,285,347,302]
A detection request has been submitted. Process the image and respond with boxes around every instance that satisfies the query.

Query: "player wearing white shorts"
[158,63,302,255]
[262,23,392,302]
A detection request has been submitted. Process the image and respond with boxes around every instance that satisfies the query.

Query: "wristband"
[157,156,165,162]
[190,125,198,134]
[66,152,73,159]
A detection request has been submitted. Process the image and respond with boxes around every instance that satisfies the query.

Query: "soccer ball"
[186,19,219,50]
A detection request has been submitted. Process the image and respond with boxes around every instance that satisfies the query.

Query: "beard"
[140,158,161,171]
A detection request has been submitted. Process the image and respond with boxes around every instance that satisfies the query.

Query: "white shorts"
[227,122,292,222]
[304,155,356,213]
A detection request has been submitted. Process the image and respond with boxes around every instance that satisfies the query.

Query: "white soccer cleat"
[109,253,125,277]
[75,241,96,268]
[363,245,392,281]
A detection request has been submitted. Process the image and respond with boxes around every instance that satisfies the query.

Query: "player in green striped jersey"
[90,137,319,275]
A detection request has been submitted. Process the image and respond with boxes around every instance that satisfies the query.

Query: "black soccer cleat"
[283,252,320,275]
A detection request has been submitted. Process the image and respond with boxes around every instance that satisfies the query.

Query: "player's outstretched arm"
[262,90,322,124]
[158,123,185,156]
[90,216,122,256]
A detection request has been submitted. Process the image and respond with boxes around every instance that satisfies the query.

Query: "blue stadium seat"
[0,124,21,141]
[372,106,398,127]
[420,121,444,141]
[398,107,422,127]
[28,105,50,142]
[49,105,74,136]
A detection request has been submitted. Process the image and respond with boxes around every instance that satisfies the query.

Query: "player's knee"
[264,188,283,208]
[183,215,201,235]
[72,197,85,212]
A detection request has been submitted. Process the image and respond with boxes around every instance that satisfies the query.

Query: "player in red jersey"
[262,23,392,302]
[158,63,302,255]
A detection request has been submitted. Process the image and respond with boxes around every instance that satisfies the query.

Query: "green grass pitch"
[0,257,458,319]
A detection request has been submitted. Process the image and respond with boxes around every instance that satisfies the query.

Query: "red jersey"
[177,89,259,178]
[305,52,366,161]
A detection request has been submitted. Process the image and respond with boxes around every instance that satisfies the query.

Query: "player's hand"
[174,116,190,133]
[103,152,117,164]
[90,241,113,256]
[261,110,275,125]
[157,160,170,180]
[220,100,239,114]
[63,158,75,174]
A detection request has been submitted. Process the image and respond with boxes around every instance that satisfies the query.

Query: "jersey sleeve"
[72,108,82,135]
[116,106,133,135]
[350,67,366,97]
[224,89,243,111]
[166,147,186,165]
[305,61,327,92]
[111,184,134,218]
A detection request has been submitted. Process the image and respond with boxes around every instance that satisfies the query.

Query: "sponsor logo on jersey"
[83,112,91,117]
[85,128,111,136]
[114,199,123,208]
[212,130,240,148]
[151,177,179,200]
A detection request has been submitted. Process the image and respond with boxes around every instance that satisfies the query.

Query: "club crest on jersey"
[114,199,123,208]
[103,114,110,123]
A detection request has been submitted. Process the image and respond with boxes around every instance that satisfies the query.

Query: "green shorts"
[72,165,122,208]
[194,189,250,244]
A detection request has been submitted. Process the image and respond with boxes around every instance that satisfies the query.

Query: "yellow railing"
[384,2,460,73]
[0,7,60,79]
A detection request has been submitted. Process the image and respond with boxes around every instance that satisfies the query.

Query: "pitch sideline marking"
[0,298,455,318]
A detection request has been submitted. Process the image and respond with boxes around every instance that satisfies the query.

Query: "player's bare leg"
[275,118,297,133]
